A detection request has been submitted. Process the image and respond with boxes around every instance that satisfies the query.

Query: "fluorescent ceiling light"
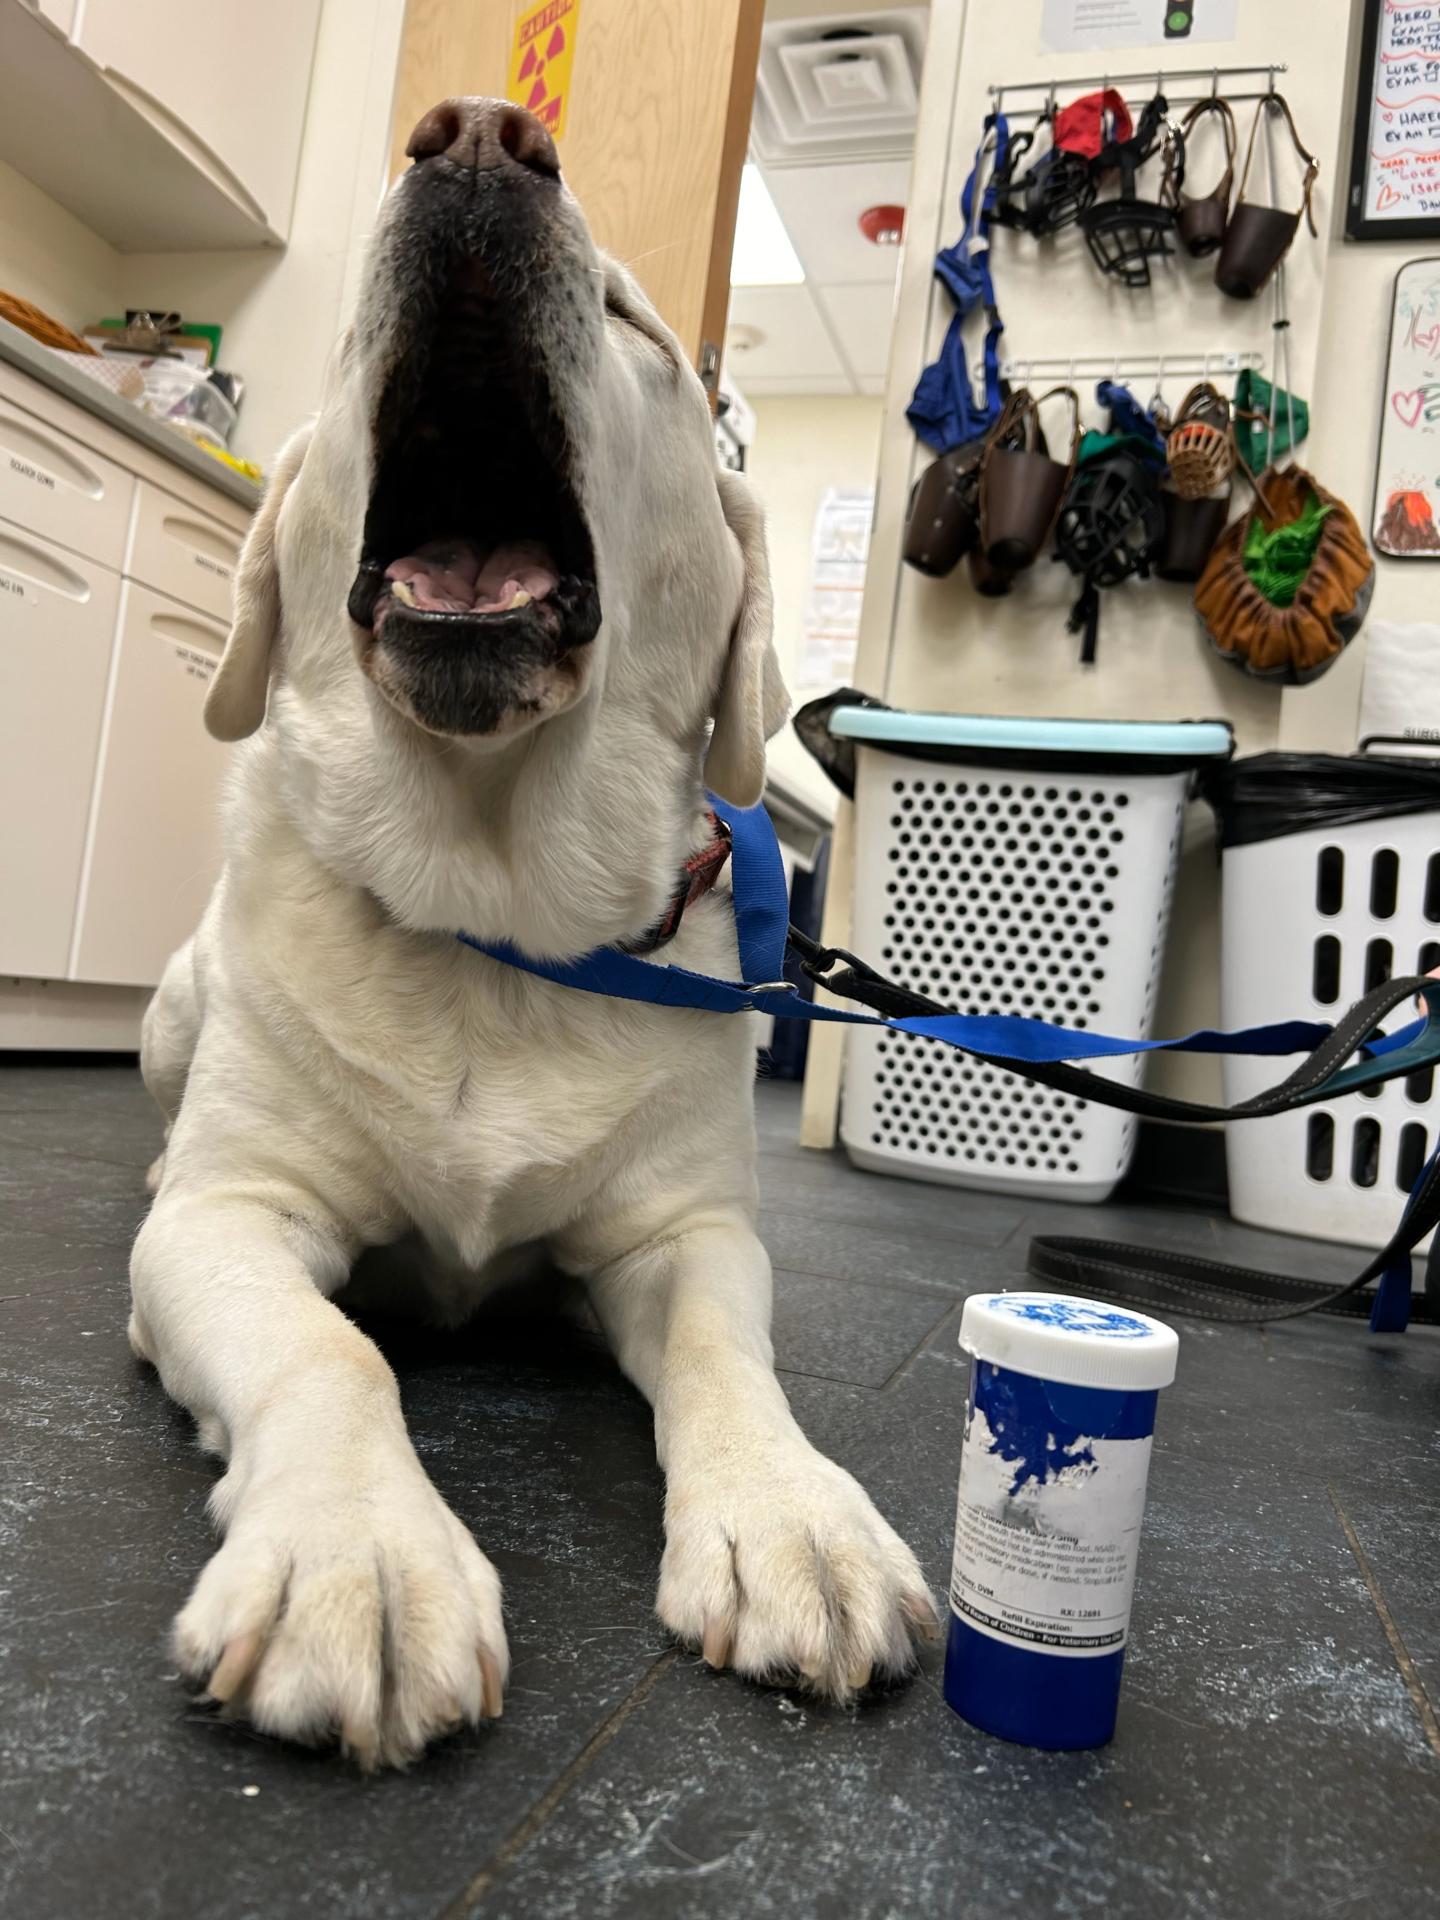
[731,164,805,286]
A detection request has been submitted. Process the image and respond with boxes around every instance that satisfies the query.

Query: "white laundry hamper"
[834,708,1234,1201]
[1216,754,1440,1252]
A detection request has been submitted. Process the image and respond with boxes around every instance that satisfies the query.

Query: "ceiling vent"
[750,8,928,168]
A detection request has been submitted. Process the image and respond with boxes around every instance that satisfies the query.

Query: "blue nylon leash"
[461,796,1440,1334]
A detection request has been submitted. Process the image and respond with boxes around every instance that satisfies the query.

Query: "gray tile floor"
[2,1059,1438,1919]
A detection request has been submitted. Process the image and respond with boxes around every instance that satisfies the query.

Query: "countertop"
[0,316,262,511]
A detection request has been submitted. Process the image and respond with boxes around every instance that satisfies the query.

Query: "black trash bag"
[1201,751,1440,850]
[792,687,886,800]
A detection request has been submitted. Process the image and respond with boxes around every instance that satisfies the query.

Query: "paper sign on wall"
[1358,2,1440,226]
[797,488,873,690]
[509,0,579,141]
[1041,0,1236,54]
[1373,257,1440,556]
[1358,621,1440,750]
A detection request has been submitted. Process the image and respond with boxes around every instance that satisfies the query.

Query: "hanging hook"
[1267,65,1276,99]
[1211,67,1219,99]
[1046,80,1057,120]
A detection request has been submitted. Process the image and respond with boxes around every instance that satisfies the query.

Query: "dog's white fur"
[131,131,935,1769]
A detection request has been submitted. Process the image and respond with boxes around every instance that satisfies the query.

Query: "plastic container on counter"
[944,1290,1179,1750]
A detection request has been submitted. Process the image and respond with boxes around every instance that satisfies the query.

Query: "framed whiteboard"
[1347,0,1440,240]
[1373,259,1440,557]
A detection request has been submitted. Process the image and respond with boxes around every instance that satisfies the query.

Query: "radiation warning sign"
[509,0,579,142]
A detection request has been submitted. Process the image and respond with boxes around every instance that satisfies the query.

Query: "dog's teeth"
[390,579,416,606]
[507,589,531,609]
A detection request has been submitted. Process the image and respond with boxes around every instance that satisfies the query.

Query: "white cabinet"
[0,519,120,979]
[0,356,251,1016]
[0,398,134,571]
[127,481,241,625]
[75,0,323,240]
[0,0,321,247]
[31,0,76,35]
[71,584,229,988]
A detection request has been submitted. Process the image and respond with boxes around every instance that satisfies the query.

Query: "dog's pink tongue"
[385,539,559,614]
[473,543,559,609]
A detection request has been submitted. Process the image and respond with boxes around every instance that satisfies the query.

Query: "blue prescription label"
[948,1361,1156,1658]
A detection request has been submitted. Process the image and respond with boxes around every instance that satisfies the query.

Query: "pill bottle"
[944,1290,1179,1749]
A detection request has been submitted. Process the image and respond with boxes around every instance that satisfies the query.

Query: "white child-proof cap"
[959,1291,1180,1392]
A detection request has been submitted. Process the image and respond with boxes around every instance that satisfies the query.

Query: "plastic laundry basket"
[1215,754,1440,1250]
[836,709,1234,1201]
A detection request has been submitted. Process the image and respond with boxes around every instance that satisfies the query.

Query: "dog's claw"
[701,1621,733,1670]
[847,1661,872,1692]
[479,1647,505,1719]
[207,1631,264,1704]
[340,1716,381,1771]
[902,1590,944,1644]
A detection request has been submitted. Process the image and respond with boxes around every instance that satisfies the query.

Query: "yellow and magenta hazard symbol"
[509,0,579,142]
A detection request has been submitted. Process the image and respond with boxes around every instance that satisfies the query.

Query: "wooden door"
[388,0,763,382]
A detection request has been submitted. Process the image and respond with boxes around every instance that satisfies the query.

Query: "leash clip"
[788,928,870,989]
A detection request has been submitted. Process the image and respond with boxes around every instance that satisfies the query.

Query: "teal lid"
[828,708,1234,761]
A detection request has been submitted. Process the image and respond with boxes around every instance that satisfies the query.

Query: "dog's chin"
[356,596,597,742]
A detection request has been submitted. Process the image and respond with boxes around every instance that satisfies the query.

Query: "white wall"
[0,156,120,334]
[1278,3,1435,755]
[872,0,1352,751]
[808,0,1361,1121]
[746,391,883,812]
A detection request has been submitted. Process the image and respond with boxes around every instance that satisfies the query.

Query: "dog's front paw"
[172,1460,507,1769]
[657,1441,940,1702]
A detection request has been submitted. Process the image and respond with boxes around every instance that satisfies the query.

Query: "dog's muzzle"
[348,99,602,738]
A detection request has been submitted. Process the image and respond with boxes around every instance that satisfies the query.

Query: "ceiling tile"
[814,281,897,382]
[764,161,913,286]
[724,283,851,391]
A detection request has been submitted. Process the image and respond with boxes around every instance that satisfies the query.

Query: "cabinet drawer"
[72,584,228,989]
[127,481,242,622]
[0,399,134,571]
[0,519,121,979]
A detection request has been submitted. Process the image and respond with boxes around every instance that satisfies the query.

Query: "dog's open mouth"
[375,537,559,623]
[346,264,601,736]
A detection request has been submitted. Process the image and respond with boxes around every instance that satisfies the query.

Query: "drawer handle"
[0,529,91,600]
[161,514,240,575]
[1,411,107,499]
[152,610,224,655]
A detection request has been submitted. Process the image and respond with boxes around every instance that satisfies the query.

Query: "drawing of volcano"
[1379,489,1440,554]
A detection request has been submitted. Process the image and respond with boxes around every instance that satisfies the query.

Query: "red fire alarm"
[858,204,905,246]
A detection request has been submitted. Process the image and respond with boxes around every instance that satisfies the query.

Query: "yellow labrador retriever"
[132,96,937,1768]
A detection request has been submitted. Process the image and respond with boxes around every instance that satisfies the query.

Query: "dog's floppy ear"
[704,467,790,807]
[204,422,314,742]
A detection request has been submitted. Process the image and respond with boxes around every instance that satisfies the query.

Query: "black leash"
[791,929,1440,1329]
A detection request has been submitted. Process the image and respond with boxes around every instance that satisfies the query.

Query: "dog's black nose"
[406,97,561,179]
